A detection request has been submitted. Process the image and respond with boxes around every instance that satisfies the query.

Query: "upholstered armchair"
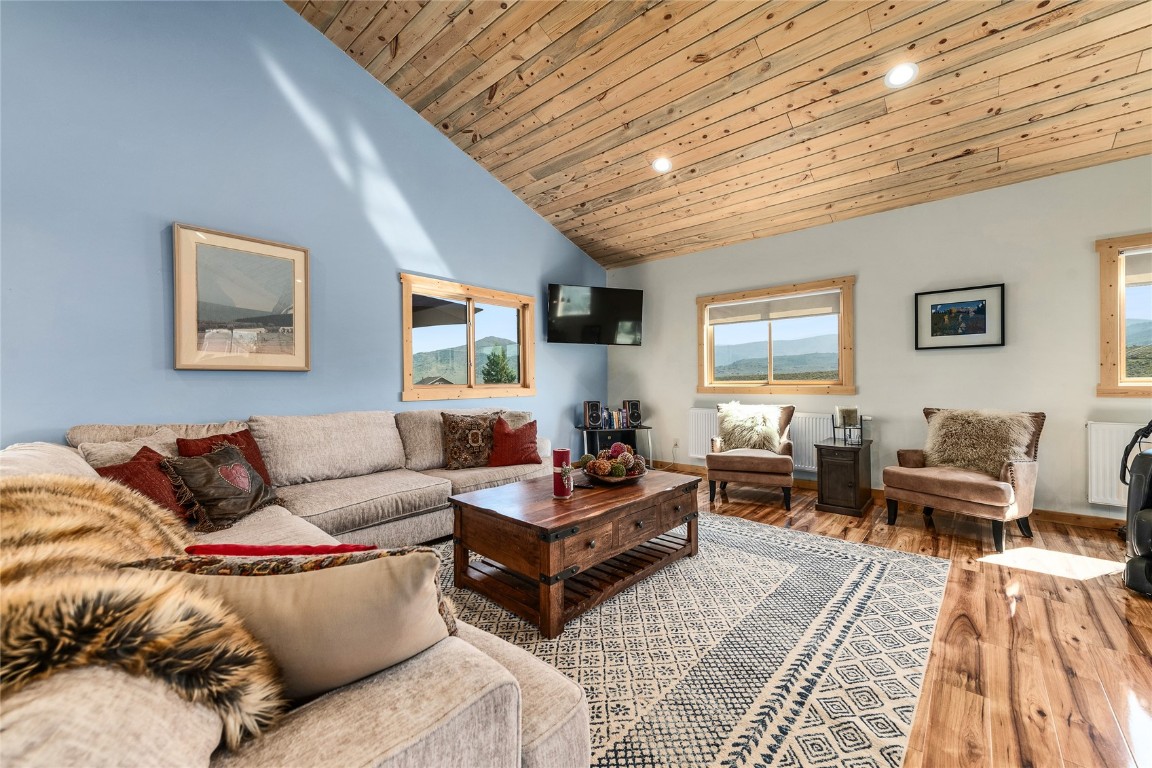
[883,408,1046,552]
[706,403,795,510]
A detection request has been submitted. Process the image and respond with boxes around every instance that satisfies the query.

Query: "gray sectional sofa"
[0,409,588,768]
[64,408,551,548]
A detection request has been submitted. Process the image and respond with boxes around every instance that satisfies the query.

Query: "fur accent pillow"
[442,412,496,469]
[125,548,456,700]
[717,402,782,452]
[924,409,1036,478]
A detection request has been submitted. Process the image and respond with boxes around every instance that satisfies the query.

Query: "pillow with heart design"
[161,444,279,533]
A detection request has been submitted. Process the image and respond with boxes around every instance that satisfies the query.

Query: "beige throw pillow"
[125,548,454,700]
[78,428,179,469]
[717,402,782,452]
[923,409,1035,478]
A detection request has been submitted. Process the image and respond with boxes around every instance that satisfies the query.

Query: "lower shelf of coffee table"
[460,531,692,630]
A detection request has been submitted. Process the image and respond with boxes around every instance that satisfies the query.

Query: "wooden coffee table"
[450,470,700,638]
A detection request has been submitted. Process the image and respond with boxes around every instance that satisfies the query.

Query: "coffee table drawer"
[560,521,614,572]
[660,495,696,529]
[615,505,662,550]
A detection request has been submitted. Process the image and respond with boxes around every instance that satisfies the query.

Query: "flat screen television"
[547,284,643,346]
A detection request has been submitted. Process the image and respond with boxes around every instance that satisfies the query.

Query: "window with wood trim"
[697,276,856,396]
[1097,233,1152,397]
[400,273,535,401]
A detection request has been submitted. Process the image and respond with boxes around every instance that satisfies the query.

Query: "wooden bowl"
[582,466,647,485]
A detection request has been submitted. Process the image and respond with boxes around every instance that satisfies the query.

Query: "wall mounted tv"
[547,284,643,346]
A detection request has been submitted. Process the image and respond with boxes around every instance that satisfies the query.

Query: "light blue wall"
[0,1,606,450]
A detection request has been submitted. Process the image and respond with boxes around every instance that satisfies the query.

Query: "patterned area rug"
[438,511,950,768]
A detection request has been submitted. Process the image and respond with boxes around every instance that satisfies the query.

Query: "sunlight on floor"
[979,547,1125,580]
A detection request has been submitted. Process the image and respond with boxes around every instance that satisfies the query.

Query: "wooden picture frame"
[173,223,310,370]
[914,283,1004,350]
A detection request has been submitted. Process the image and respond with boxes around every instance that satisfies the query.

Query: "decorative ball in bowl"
[578,444,648,485]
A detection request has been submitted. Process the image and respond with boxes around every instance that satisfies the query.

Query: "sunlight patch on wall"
[257,46,448,276]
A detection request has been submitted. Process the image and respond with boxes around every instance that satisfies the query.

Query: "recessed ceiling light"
[884,62,918,89]
[652,157,672,173]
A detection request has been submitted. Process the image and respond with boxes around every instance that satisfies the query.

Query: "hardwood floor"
[703,483,1150,768]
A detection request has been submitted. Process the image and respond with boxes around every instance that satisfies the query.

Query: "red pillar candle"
[553,448,573,499]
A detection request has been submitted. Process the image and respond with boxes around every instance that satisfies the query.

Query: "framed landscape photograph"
[173,224,310,370]
[914,283,1004,350]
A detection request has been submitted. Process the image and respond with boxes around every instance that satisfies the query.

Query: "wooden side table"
[814,439,873,517]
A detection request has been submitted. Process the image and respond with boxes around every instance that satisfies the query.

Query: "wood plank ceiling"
[291,0,1152,269]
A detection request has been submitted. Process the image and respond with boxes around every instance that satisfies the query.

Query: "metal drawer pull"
[636,520,645,529]
[588,539,597,549]
[673,505,681,512]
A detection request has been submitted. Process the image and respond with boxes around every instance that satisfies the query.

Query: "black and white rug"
[439,511,950,768]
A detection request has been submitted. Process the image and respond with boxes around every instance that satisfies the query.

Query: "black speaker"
[583,400,604,429]
[624,400,642,428]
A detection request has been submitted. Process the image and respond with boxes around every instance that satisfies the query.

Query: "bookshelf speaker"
[583,401,604,429]
[624,400,642,428]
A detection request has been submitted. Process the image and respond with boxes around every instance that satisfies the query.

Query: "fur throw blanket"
[924,409,1036,478]
[0,476,284,748]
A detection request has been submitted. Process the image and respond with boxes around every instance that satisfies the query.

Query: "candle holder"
[553,448,573,499]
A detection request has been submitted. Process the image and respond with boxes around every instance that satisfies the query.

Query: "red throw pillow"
[185,544,377,556]
[96,446,189,519]
[488,417,542,467]
[177,429,272,485]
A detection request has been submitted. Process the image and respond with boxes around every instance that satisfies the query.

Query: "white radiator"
[688,408,833,472]
[1087,421,1145,506]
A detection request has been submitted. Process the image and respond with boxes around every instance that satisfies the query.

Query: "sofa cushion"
[706,448,794,474]
[924,408,1037,478]
[162,445,278,533]
[443,412,497,469]
[210,637,521,768]
[422,463,550,495]
[194,504,339,547]
[456,622,590,768]
[396,409,535,471]
[96,446,190,519]
[0,666,223,768]
[67,420,248,447]
[275,470,452,537]
[0,442,99,478]
[883,465,1015,506]
[248,412,406,486]
[78,427,179,468]
[129,549,454,701]
[177,429,272,486]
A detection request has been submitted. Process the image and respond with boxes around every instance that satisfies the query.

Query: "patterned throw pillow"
[442,412,496,469]
[176,429,272,486]
[924,409,1035,478]
[488,417,542,467]
[123,548,456,700]
[717,402,782,452]
[95,446,190,519]
[161,444,277,533]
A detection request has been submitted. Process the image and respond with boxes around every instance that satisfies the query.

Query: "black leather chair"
[1126,448,1152,596]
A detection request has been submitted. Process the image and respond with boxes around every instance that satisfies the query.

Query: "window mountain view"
[713,333,838,381]
[413,336,520,385]
[1128,318,1152,378]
